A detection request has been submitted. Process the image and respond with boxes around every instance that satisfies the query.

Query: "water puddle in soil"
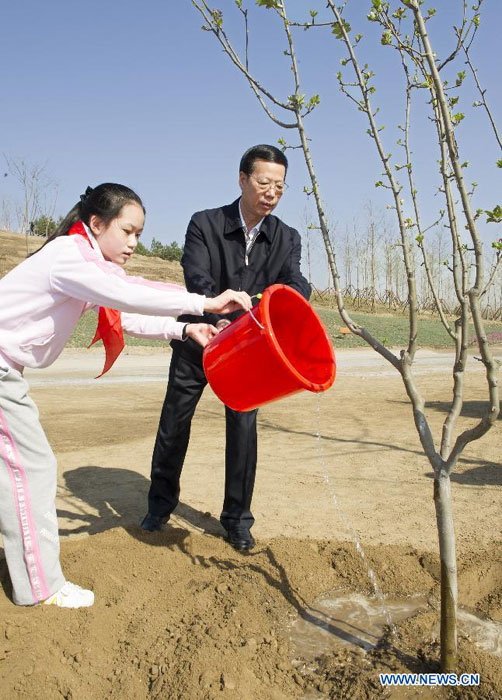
[288,592,428,658]
[288,593,502,660]
[457,610,502,657]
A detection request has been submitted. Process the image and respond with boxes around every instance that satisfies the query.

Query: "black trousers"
[148,350,258,530]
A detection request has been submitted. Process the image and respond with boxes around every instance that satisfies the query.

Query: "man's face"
[239,159,286,219]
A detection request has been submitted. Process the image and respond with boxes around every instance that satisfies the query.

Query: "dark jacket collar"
[223,198,274,242]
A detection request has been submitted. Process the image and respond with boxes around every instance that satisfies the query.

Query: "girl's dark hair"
[38,182,145,251]
[239,144,288,176]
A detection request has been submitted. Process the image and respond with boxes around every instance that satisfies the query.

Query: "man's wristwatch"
[181,323,190,342]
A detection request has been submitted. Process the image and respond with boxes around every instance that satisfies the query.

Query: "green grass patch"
[66,313,166,349]
[316,307,502,349]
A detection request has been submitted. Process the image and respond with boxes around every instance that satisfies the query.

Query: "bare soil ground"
[0,346,501,700]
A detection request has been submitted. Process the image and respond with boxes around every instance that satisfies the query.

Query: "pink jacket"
[0,231,205,371]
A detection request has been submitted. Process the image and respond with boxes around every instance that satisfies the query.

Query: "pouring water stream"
[246,294,395,633]
[314,392,396,635]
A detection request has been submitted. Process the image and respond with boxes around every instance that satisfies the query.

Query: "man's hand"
[185,323,219,348]
[204,290,252,314]
[216,319,232,331]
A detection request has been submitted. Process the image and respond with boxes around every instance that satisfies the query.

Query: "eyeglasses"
[250,176,288,194]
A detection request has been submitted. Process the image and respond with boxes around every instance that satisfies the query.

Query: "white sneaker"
[41,581,95,608]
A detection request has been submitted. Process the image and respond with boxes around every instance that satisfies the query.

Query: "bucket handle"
[248,307,265,330]
[249,293,265,330]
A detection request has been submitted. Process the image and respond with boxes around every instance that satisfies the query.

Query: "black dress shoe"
[140,513,168,532]
[226,527,256,552]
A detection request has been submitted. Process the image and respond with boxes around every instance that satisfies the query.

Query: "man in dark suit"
[141,144,311,550]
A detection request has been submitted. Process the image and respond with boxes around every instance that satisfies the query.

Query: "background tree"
[150,238,184,262]
[191,0,500,672]
[29,214,61,238]
[135,240,151,256]
[4,156,57,233]
[3,155,58,253]
[0,198,13,231]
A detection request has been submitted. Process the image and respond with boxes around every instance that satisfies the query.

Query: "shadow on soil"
[425,399,502,422]
[257,416,426,457]
[424,399,501,486]
[0,549,11,601]
[58,466,224,538]
[425,464,502,487]
[388,397,502,424]
[384,399,501,486]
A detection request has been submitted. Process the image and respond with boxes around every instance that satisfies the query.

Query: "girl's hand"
[185,323,219,348]
[204,290,252,314]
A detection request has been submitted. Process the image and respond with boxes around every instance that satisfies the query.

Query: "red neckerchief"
[68,220,124,378]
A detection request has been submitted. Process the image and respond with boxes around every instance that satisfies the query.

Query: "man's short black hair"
[239,144,288,176]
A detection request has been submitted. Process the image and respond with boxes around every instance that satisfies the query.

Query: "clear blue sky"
[1,1,501,286]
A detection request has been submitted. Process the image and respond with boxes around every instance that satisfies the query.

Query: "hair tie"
[79,185,94,205]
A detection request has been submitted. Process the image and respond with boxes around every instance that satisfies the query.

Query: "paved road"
[23,346,491,386]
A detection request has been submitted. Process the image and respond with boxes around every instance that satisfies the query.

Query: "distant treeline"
[135,239,183,262]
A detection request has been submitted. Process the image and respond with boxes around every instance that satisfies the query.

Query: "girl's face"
[90,202,145,265]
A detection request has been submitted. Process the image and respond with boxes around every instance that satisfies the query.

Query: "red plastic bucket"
[203,284,336,411]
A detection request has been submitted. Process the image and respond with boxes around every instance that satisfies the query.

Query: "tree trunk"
[434,471,458,671]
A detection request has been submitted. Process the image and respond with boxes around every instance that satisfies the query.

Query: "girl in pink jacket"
[0,182,251,608]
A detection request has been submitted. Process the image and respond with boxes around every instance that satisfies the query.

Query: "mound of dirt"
[1,529,501,700]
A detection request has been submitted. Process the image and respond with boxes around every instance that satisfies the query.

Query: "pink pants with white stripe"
[0,364,65,605]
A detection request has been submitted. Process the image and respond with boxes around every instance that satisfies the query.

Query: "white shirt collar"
[238,199,264,237]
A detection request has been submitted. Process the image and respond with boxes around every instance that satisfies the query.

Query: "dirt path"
[0,347,501,699]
